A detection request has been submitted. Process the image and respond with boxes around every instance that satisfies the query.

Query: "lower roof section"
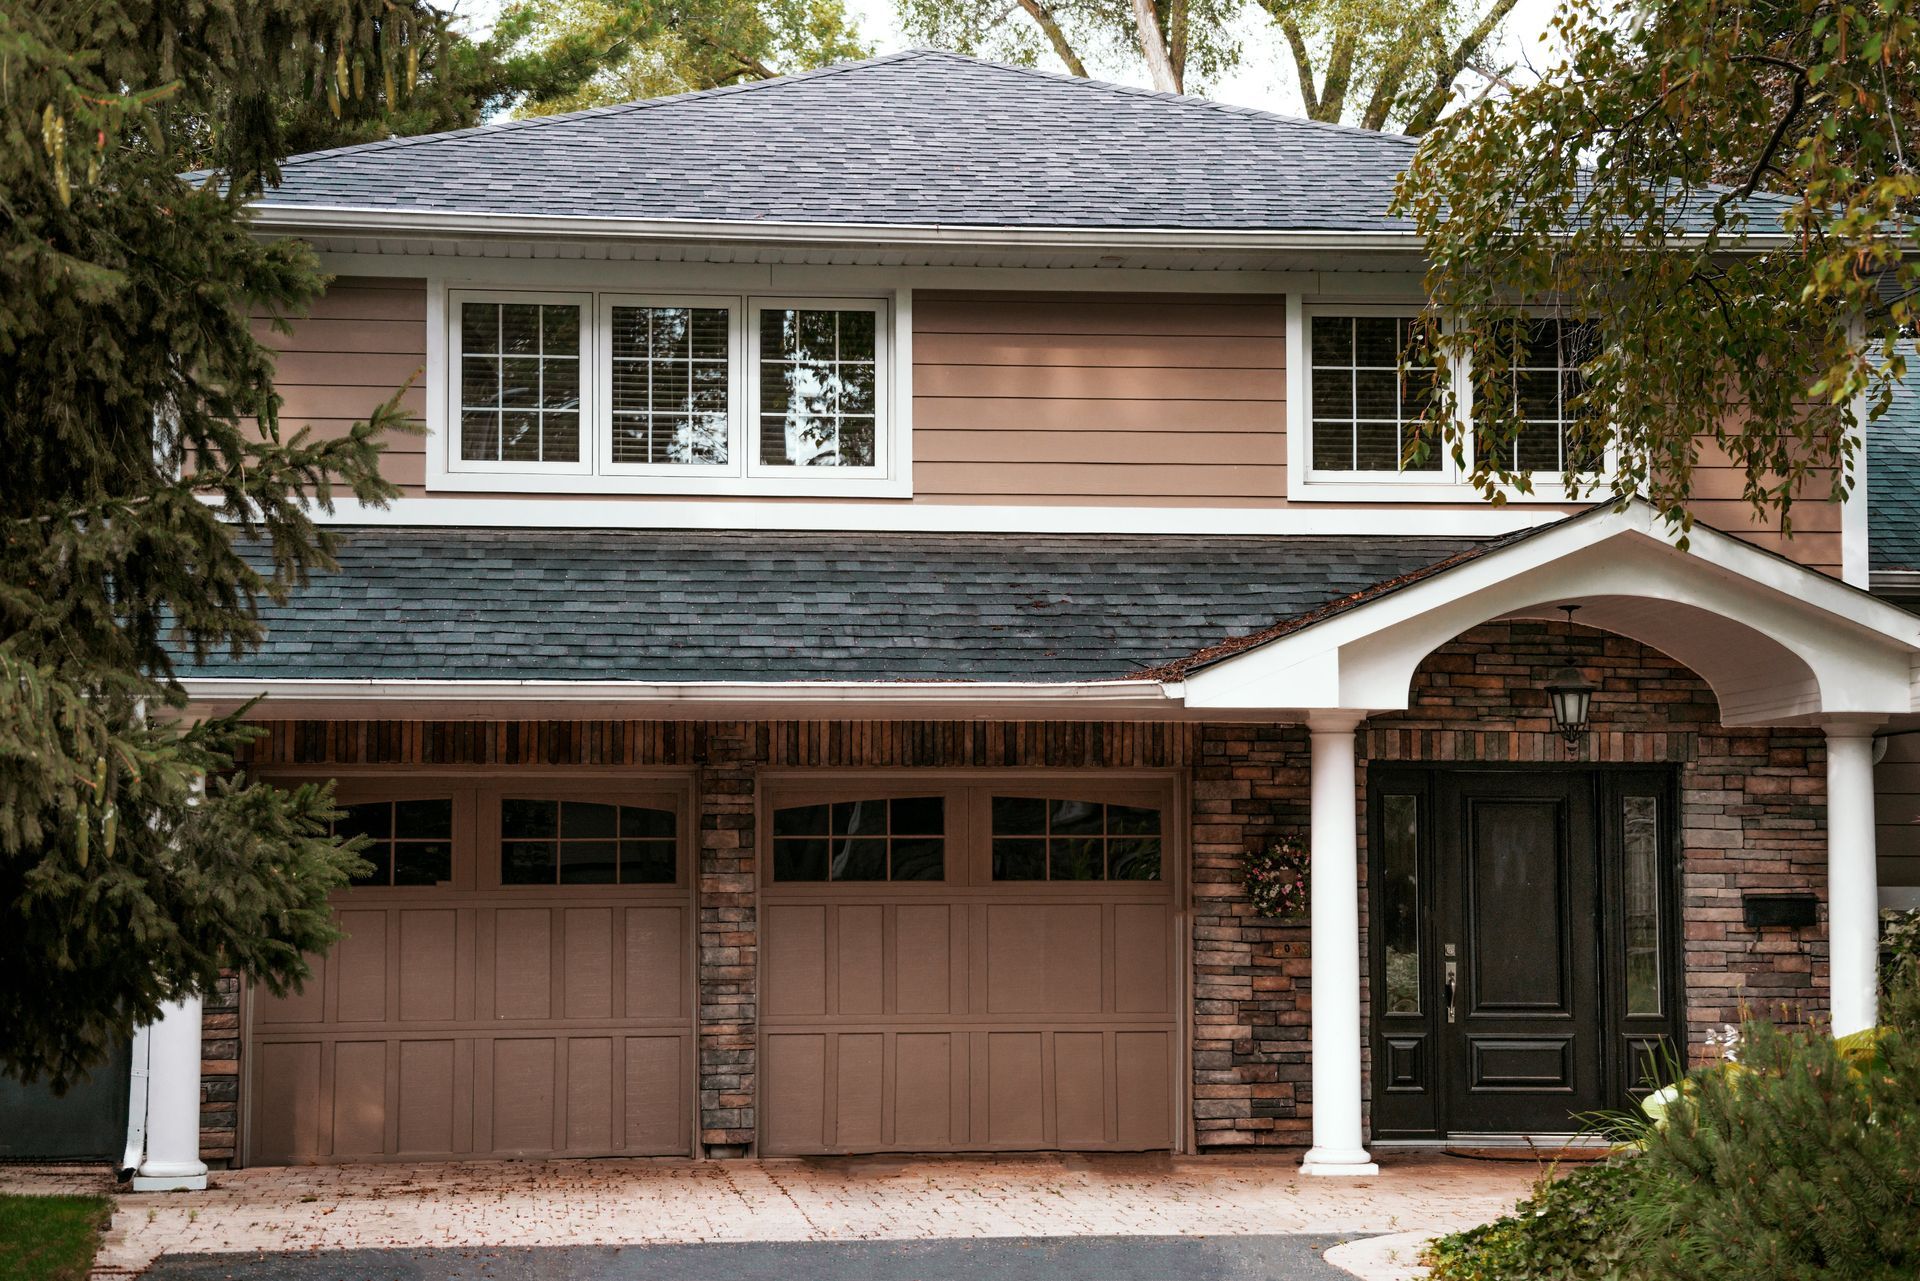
[182,527,1488,684]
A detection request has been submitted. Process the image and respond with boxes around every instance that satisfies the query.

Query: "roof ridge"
[275,48,943,169]
[914,49,1421,145]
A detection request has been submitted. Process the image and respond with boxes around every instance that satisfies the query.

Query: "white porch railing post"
[1824,719,1883,1038]
[131,996,208,1191]
[1301,711,1378,1176]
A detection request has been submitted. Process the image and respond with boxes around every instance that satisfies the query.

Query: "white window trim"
[1284,294,1613,504]
[426,280,912,498]
[447,289,595,477]
[746,295,892,481]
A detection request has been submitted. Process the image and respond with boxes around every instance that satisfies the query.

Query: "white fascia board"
[249,204,1805,254]
[178,677,1195,721]
[285,496,1563,538]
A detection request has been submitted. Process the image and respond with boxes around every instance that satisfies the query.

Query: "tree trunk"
[1401,0,1522,133]
[1132,0,1181,93]
[1015,0,1091,79]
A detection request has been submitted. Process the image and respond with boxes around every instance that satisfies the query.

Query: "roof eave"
[244,203,1806,253]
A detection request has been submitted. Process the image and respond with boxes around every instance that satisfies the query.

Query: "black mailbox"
[1742,894,1819,928]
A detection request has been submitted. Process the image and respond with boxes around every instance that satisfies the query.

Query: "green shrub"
[1622,970,1920,1281]
[1423,1160,1640,1281]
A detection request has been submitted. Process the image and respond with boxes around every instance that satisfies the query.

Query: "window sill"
[1287,477,1609,505]
[429,468,915,499]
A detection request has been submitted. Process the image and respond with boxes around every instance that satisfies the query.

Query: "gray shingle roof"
[1871,372,1920,574]
[181,528,1490,682]
[252,49,1427,232]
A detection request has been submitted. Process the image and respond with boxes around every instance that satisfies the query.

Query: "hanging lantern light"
[1543,604,1596,749]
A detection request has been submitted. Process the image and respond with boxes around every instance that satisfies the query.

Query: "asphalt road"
[140,1234,1360,1280]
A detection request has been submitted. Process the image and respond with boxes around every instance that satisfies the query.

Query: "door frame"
[1366,763,1685,1143]
[751,767,1192,1155]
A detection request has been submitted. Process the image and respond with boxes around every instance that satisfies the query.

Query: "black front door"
[1370,768,1681,1141]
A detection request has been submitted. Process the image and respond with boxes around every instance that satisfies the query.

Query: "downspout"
[118,1022,151,1179]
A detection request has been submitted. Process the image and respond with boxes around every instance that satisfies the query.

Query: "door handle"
[1444,959,1458,1024]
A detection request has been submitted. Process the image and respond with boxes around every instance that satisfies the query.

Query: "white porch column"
[1824,720,1883,1037]
[1302,711,1377,1177]
[132,996,208,1191]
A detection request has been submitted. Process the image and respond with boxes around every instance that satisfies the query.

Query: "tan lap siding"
[255,277,429,489]
[1875,733,1920,892]
[912,292,1288,505]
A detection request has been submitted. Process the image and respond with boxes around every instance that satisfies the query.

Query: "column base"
[1300,1147,1379,1177]
[132,1161,208,1193]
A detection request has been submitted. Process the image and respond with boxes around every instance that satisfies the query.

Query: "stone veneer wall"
[198,658,1829,1162]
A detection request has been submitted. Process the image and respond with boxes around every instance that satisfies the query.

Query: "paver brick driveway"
[6,1151,1543,1280]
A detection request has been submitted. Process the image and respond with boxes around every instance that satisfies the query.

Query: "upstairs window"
[456,298,585,469]
[1475,318,1600,475]
[443,289,896,495]
[1309,314,1442,475]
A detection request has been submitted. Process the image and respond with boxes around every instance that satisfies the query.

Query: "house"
[118,49,1920,1188]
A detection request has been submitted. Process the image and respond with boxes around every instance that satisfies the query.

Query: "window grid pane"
[757,308,878,468]
[458,301,583,465]
[989,797,1162,882]
[338,799,453,887]
[1485,317,1595,474]
[610,305,731,467]
[499,799,676,885]
[771,796,945,881]
[1309,315,1441,475]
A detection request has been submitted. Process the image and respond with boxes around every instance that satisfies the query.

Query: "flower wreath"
[1243,833,1310,920]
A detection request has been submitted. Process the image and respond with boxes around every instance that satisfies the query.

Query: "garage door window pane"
[771,796,945,881]
[337,799,453,888]
[991,797,1162,882]
[501,799,677,885]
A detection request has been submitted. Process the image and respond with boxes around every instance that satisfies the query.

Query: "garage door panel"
[335,911,389,1022]
[765,905,828,1016]
[566,1037,615,1150]
[625,908,684,1019]
[490,1038,557,1153]
[836,906,885,1016]
[492,910,553,1021]
[1116,1031,1173,1147]
[1114,904,1172,1015]
[894,905,955,1014]
[331,1041,388,1157]
[1053,1032,1107,1146]
[893,1033,957,1148]
[836,1033,885,1148]
[766,1033,828,1151]
[399,911,459,1022]
[397,1040,457,1155]
[563,909,615,1020]
[624,1035,688,1153]
[985,1032,1045,1146]
[985,904,1103,1015]
[251,1041,322,1164]
[258,956,326,1026]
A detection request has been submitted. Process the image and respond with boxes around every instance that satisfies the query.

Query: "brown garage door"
[760,775,1181,1154]
[247,777,696,1165]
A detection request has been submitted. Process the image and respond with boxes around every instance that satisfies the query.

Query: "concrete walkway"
[4,1152,1541,1280]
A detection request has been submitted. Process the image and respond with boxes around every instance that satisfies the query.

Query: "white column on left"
[1301,711,1378,1177]
[132,996,208,1191]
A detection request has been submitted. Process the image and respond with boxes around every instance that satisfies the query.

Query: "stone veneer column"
[1300,712,1377,1176]
[1824,719,1882,1037]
